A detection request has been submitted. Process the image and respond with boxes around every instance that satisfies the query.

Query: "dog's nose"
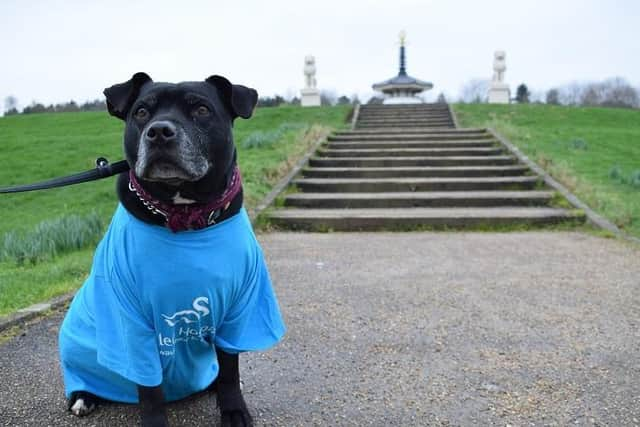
[145,121,177,144]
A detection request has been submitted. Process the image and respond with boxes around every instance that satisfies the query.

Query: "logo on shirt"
[158,296,215,357]
[161,296,211,327]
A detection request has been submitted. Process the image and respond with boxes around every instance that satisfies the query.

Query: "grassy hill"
[454,103,640,239]
[0,105,350,315]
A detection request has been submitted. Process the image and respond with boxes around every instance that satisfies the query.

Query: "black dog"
[58,73,285,427]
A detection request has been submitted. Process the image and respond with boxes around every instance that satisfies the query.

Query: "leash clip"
[96,157,113,178]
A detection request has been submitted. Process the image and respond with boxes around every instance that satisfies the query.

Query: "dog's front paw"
[217,387,253,427]
[141,412,169,427]
[221,409,253,427]
[68,391,100,416]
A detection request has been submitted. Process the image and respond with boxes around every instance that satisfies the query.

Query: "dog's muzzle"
[135,120,210,183]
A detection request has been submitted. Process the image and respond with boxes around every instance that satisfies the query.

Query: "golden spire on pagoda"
[399,30,407,47]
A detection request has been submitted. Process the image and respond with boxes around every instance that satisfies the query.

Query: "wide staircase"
[268,104,583,231]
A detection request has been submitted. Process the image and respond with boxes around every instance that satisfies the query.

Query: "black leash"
[0,157,130,194]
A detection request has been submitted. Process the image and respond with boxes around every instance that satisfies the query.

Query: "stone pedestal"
[488,83,510,104]
[301,88,321,107]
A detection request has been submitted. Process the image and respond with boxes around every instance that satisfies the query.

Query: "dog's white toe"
[70,398,95,416]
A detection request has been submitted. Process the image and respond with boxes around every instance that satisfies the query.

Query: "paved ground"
[1,232,639,426]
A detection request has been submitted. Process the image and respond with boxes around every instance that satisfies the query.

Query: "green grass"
[0,105,350,316]
[0,248,94,315]
[453,103,640,238]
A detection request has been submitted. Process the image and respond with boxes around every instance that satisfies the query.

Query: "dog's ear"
[103,72,152,120]
[205,75,258,120]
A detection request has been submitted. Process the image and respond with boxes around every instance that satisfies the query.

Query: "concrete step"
[359,108,450,113]
[325,140,496,149]
[328,133,493,142]
[358,114,452,120]
[333,128,486,136]
[360,105,450,111]
[269,207,583,231]
[358,111,452,117]
[284,191,554,208]
[317,147,505,157]
[356,124,455,129]
[357,116,452,121]
[308,156,518,167]
[357,116,452,122]
[292,176,541,192]
[356,122,454,128]
[340,127,472,133]
[301,165,530,178]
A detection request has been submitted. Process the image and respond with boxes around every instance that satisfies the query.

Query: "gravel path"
[1,232,639,426]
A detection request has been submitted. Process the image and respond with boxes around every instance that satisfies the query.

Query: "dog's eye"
[194,106,210,116]
[134,107,149,120]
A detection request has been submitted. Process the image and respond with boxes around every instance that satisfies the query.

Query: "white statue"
[492,50,506,83]
[488,50,510,104]
[303,55,317,89]
[301,55,320,106]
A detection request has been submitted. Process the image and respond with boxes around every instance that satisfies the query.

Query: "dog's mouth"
[136,150,211,186]
[142,160,194,185]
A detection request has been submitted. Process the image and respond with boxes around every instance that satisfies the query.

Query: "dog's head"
[104,73,257,202]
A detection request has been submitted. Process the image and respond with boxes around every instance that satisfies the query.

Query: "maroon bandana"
[128,166,242,232]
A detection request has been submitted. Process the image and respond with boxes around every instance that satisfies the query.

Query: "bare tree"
[459,79,490,103]
[554,78,638,108]
[546,88,560,105]
[320,90,337,106]
[559,82,584,106]
[580,84,603,106]
[601,77,639,108]
[529,89,546,104]
[4,96,18,113]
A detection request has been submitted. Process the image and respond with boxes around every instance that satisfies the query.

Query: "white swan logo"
[162,296,210,327]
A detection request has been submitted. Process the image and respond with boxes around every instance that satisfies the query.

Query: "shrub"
[569,138,588,150]
[1,212,103,265]
[608,166,640,189]
[609,165,623,180]
[241,122,308,149]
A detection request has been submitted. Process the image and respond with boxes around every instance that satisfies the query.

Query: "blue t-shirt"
[59,205,285,403]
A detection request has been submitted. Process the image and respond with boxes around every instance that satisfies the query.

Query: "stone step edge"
[357,117,452,119]
[269,208,583,226]
[293,176,540,184]
[357,117,453,120]
[335,130,486,135]
[303,165,529,172]
[271,207,574,216]
[326,139,496,145]
[285,190,555,200]
[318,147,503,154]
[329,134,492,140]
[309,155,517,163]
[334,128,486,135]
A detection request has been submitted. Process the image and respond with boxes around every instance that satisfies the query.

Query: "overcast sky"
[1,0,638,112]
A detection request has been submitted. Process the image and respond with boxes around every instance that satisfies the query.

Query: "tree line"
[4,76,639,115]
[459,76,639,108]
[3,97,108,115]
[3,91,359,115]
